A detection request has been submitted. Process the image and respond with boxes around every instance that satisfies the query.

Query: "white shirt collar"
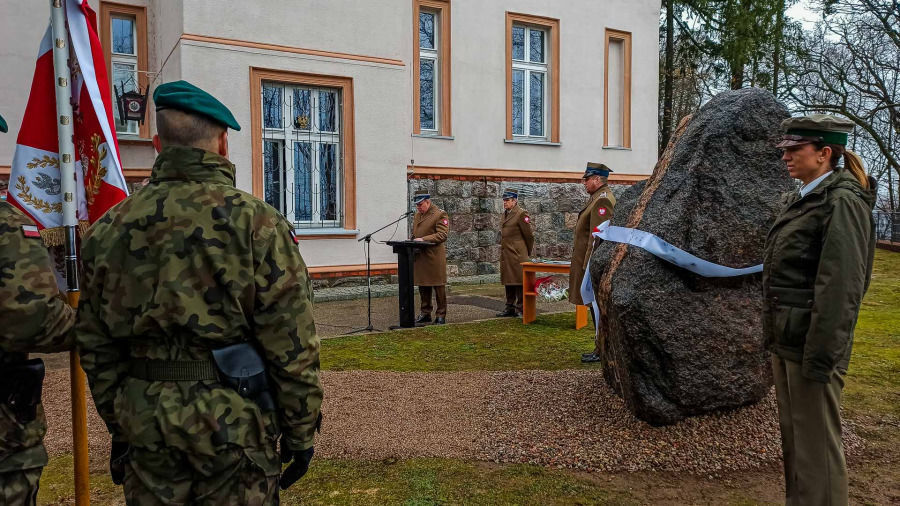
[799,171,833,198]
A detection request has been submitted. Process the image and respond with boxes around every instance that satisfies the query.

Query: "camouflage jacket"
[0,202,75,472]
[76,146,322,458]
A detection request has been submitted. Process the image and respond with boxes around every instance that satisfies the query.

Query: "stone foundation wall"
[408,177,632,276]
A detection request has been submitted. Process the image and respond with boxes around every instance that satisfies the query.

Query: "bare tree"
[785,0,900,209]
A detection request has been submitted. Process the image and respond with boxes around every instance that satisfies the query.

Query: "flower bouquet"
[534,275,569,302]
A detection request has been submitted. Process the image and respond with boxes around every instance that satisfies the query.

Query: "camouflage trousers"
[124,446,280,505]
[0,467,41,506]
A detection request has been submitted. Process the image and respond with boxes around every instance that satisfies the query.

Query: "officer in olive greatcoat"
[412,190,450,324]
[570,163,616,363]
[497,188,534,317]
[765,114,876,506]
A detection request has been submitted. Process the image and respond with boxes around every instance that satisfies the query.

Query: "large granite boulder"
[590,88,794,425]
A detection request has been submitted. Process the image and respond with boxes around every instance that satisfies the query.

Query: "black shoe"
[415,314,432,324]
[434,317,446,325]
[581,351,596,359]
[496,308,518,317]
[581,353,601,363]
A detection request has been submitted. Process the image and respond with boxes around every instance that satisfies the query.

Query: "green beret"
[153,80,240,131]
[0,113,7,134]
[777,114,853,148]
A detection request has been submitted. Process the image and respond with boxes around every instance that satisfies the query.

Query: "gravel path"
[42,369,863,476]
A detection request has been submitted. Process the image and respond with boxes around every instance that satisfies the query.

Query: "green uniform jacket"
[569,185,616,305]
[412,205,449,286]
[76,146,323,459]
[499,205,534,285]
[0,202,75,472]
[762,170,876,383]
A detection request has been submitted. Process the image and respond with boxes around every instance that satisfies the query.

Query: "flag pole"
[49,0,91,504]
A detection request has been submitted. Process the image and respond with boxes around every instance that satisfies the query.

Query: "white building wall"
[0,0,661,269]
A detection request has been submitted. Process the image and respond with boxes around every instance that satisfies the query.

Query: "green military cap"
[0,113,7,133]
[153,80,241,131]
[777,114,853,148]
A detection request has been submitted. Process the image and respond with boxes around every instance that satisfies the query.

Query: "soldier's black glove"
[279,446,314,490]
[109,441,130,485]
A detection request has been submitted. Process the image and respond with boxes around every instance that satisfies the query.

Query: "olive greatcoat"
[499,205,534,285]
[412,204,449,286]
[762,169,876,382]
[568,185,616,304]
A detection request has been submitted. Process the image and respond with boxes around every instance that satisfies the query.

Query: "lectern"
[386,240,435,328]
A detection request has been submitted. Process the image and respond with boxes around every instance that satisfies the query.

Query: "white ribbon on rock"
[579,221,762,345]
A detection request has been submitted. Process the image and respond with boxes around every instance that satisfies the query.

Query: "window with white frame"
[261,82,343,229]
[511,24,548,139]
[419,9,440,133]
[110,15,138,135]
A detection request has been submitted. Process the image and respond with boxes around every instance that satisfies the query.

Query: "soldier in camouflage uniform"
[0,112,77,506]
[76,82,323,505]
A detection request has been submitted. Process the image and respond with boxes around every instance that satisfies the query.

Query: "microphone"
[404,210,415,216]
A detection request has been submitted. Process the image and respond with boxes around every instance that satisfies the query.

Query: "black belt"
[130,360,218,381]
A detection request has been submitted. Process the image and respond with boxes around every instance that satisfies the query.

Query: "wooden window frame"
[505,12,559,143]
[413,0,451,136]
[250,68,357,237]
[604,28,632,148]
[99,1,149,139]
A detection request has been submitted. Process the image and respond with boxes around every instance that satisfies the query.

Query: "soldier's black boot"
[434,317,446,324]
[496,307,518,317]
[581,353,601,363]
[415,313,432,324]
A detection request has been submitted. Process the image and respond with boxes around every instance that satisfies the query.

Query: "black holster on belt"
[211,342,276,412]
[0,358,45,422]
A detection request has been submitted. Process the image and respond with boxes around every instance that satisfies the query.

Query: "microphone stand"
[345,211,415,334]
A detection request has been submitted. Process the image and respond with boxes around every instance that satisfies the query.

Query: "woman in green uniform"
[763,114,876,506]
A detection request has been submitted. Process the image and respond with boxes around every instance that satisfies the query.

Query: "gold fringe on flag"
[39,221,91,247]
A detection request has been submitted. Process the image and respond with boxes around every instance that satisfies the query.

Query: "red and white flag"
[9,0,128,246]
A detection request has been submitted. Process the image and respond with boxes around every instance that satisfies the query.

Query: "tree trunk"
[772,0,784,95]
[661,0,675,154]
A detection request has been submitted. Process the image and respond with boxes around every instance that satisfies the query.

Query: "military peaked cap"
[583,162,613,178]
[502,188,519,199]
[413,190,431,204]
[153,80,241,131]
[777,114,853,148]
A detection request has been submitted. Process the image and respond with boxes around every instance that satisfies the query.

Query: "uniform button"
[807,299,813,306]
[773,296,779,303]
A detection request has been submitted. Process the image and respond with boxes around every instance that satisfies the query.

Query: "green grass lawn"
[322,312,598,372]
[37,250,900,505]
[841,249,900,421]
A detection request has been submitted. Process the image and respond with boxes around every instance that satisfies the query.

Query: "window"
[262,83,343,227]
[250,69,357,236]
[505,13,559,143]
[100,2,148,138]
[511,25,547,138]
[413,0,451,136]
[111,16,138,135]
[604,29,632,148]
[419,10,439,132]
